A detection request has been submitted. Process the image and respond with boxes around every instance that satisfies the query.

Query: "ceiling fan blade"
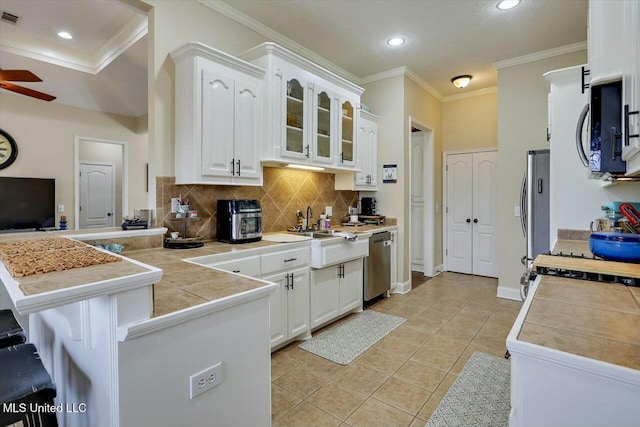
[0,82,56,101]
[0,69,42,82]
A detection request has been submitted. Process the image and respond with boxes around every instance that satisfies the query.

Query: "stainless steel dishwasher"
[363,231,392,301]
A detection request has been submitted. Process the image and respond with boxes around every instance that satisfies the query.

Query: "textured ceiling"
[221,0,588,97]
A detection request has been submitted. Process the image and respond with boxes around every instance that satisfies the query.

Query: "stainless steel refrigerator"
[520,149,550,268]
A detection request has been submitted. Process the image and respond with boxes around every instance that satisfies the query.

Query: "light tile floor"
[271,272,523,427]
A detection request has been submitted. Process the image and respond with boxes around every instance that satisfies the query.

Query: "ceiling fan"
[0,69,56,101]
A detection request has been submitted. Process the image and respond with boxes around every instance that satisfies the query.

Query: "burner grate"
[534,251,638,286]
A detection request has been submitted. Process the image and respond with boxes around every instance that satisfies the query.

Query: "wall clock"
[0,128,18,170]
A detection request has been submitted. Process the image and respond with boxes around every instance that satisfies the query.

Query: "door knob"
[466,218,471,223]
[473,219,478,223]
[107,213,112,216]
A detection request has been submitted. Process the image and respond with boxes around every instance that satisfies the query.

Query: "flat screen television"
[0,177,55,231]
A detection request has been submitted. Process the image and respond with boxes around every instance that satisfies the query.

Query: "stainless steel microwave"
[216,200,262,244]
[576,80,626,177]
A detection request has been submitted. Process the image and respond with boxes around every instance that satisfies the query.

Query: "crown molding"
[404,68,443,101]
[493,41,587,70]
[0,15,147,74]
[95,14,148,73]
[360,66,443,101]
[197,0,360,83]
[443,86,497,102]
[170,42,265,79]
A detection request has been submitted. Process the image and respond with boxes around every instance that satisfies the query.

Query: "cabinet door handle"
[236,159,241,176]
[290,273,294,290]
[285,273,290,290]
[624,104,640,147]
[341,152,344,163]
[284,258,297,263]
[305,144,310,158]
[230,158,235,176]
[610,127,622,160]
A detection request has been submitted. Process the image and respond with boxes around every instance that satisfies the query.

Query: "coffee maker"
[361,197,376,215]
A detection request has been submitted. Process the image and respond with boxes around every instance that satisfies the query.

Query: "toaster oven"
[216,199,262,244]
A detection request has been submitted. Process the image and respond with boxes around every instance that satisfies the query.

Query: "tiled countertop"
[519,238,640,370]
[1,223,396,318]
[126,242,281,317]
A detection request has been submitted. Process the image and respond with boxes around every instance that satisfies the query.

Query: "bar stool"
[0,343,58,426]
[0,309,26,348]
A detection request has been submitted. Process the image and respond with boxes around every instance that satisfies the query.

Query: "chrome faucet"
[306,205,313,230]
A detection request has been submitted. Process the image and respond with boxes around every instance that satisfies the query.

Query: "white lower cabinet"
[265,267,310,348]
[310,259,363,329]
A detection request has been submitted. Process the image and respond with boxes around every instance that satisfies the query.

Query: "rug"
[298,310,406,365]
[426,352,511,427]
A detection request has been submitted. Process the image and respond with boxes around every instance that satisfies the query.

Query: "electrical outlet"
[189,362,222,399]
[325,206,333,216]
[57,204,65,213]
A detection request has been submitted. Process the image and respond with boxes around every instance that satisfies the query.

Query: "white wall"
[497,50,588,300]
[0,92,148,228]
[361,76,406,283]
[442,92,498,151]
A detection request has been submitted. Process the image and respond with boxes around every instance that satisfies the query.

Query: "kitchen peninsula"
[0,223,397,426]
[0,227,277,427]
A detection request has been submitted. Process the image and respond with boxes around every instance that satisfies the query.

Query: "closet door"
[472,151,498,277]
[446,153,473,274]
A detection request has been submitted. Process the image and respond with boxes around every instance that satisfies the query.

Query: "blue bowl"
[589,232,640,263]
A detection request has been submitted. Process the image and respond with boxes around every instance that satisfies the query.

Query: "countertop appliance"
[520,150,550,299]
[364,230,391,301]
[361,197,376,216]
[216,199,262,244]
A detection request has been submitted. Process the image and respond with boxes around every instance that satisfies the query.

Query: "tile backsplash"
[156,167,358,239]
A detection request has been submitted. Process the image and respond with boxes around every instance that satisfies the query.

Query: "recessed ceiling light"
[497,0,521,10]
[387,37,405,47]
[57,31,72,39]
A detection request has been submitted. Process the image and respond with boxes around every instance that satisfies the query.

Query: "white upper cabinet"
[589,0,640,175]
[588,0,624,85]
[621,0,640,172]
[335,110,379,191]
[171,43,265,186]
[239,43,364,171]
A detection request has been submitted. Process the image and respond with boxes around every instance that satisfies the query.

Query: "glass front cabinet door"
[339,100,357,167]
[283,77,308,159]
[312,86,335,164]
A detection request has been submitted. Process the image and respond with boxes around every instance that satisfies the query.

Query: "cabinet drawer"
[209,255,261,277]
[312,239,369,268]
[262,247,310,276]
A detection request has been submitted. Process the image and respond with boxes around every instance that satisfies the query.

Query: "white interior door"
[446,153,473,274]
[80,163,115,228]
[472,151,499,277]
[411,134,425,272]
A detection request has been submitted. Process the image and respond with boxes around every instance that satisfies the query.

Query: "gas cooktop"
[532,251,640,287]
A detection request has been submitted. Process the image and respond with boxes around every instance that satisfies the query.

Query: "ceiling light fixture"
[386,37,405,46]
[497,0,521,10]
[286,164,325,171]
[451,75,473,89]
[57,31,73,39]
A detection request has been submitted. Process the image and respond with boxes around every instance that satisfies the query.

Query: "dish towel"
[335,231,357,241]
